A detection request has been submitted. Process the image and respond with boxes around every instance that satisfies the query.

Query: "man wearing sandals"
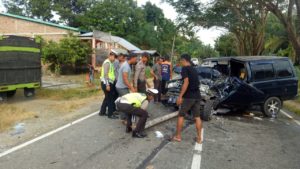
[173,54,203,144]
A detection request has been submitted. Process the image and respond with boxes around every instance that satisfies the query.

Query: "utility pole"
[171,35,176,64]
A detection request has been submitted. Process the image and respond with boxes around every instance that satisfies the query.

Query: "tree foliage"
[42,35,92,74]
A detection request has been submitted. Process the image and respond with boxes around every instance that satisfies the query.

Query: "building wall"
[0,15,79,42]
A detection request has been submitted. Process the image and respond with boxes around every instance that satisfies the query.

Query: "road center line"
[0,111,99,158]
[191,128,204,169]
[280,110,300,126]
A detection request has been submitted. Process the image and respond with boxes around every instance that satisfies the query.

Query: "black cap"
[128,53,137,59]
[180,54,191,61]
[142,52,150,58]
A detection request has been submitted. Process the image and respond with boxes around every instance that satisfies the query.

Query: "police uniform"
[115,93,150,137]
[99,59,117,118]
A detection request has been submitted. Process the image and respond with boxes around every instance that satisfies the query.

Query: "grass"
[36,87,100,100]
[0,104,36,132]
[284,101,300,116]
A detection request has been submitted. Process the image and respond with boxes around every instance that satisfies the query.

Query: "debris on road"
[10,123,25,136]
[155,131,164,138]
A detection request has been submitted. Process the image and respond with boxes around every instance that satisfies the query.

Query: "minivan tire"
[24,88,35,97]
[201,100,214,121]
[262,97,282,118]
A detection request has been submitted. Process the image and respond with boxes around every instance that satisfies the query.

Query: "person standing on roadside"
[99,52,118,119]
[134,53,149,94]
[161,56,172,95]
[151,57,163,102]
[116,53,137,96]
[116,53,138,122]
[113,53,126,99]
[172,54,203,144]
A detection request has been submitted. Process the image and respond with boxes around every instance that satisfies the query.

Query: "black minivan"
[209,56,298,118]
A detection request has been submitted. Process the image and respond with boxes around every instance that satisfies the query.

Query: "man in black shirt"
[173,54,203,144]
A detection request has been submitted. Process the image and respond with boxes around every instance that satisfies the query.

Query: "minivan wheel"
[201,100,214,121]
[262,97,282,118]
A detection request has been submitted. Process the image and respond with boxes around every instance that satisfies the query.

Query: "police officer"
[99,52,118,119]
[115,89,158,138]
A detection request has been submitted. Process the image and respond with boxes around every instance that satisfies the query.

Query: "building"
[79,31,141,67]
[0,13,79,42]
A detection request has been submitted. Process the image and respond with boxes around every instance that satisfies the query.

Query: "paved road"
[0,105,299,169]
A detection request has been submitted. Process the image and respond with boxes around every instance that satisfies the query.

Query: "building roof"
[0,13,79,32]
[79,32,140,51]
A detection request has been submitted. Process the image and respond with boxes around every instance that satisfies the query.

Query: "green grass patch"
[36,87,100,100]
[284,102,300,116]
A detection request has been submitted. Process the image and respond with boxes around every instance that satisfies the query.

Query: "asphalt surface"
[0,103,300,169]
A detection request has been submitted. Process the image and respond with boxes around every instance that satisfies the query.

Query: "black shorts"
[179,98,202,117]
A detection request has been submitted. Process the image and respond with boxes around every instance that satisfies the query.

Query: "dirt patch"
[0,104,36,132]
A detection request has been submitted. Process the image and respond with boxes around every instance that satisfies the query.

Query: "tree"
[42,35,92,74]
[3,0,53,21]
[166,0,268,56]
[215,33,238,56]
[52,0,96,27]
[256,0,300,64]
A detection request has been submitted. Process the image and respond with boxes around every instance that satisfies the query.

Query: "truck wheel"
[24,88,35,97]
[201,100,214,121]
[7,90,16,98]
[0,92,8,102]
[262,97,282,118]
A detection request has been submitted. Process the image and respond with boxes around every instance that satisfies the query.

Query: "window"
[274,60,293,78]
[251,64,274,81]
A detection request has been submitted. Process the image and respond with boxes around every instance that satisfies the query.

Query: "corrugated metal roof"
[79,32,140,51]
[0,13,79,32]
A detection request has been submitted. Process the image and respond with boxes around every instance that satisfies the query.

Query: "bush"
[42,35,92,74]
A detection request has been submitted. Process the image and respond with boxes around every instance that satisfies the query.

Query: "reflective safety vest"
[122,93,147,108]
[101,59,115,83]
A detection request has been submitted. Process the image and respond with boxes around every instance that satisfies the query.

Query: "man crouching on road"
[115,89,158,138]
[173,54,203,144]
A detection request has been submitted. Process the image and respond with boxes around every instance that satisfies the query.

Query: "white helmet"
[146,88,158,95]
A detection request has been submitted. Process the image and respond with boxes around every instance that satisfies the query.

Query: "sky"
[0,0,226,46]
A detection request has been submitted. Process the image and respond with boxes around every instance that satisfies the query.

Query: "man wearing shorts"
[173,54,203,144]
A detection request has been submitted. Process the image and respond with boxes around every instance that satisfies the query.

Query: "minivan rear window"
[251,64,274,81]
[274,60,293,78]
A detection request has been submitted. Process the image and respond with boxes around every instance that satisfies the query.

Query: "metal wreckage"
[165,56,298,121]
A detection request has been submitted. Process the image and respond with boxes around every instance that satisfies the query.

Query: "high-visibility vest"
[122,93,147,108]
[101,59,115,83]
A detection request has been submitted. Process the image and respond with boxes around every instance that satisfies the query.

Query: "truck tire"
[0,92,7,102]
[24,88,35,97]
[201,100,214,121]
[7,90,16,98]
[262,97,282,118]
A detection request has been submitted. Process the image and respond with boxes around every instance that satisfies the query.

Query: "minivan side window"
[250,63,274,81]
[274,60,293,78]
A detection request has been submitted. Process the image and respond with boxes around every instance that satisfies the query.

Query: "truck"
[0,35,42,101]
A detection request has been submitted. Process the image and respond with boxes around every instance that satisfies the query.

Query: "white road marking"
[0,111,99,158]
[191,128,204,169]
[280,110,300,126]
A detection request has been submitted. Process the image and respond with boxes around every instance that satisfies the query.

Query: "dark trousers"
[161,80,168,95]
[116,102,148,133]
[137,80,146,94]
[153,79,161,102]
[100,82,116,117]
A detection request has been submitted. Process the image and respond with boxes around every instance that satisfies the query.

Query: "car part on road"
[201,100,214,121]
[262,97,282,118]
